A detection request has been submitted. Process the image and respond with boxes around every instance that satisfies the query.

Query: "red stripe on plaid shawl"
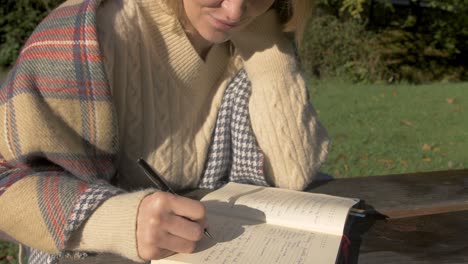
[0,76,109,101]
[78,181,88,193]
[43,176,66,243]
[20,51,101,63]
[0,171,28,195]
[52,176,68,227]
[27,27,97,43]
[14,85,109,96]
[16,76,107,88]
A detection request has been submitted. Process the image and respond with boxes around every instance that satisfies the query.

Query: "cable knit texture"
[97,0,234,191]
[96,0,328,192]
[231,11,330,189]
[1,0,329,262]
[67,0,329,260]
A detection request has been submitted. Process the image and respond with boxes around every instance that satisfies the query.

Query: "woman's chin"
[200,30,231,45]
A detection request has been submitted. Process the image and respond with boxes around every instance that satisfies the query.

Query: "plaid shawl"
[0,0,267,263]
[0,0,124,260]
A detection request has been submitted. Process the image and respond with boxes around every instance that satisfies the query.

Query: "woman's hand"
[136,192,207,260]
[230,10,286,60]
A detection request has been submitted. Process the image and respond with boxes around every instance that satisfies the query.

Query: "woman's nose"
[221,0,247,23]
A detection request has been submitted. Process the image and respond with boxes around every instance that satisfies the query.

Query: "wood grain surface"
[307,169,468,219]
[356,210,468,264]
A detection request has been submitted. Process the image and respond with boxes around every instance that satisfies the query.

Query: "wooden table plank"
[307,169,468,218]
[356,210,468,264]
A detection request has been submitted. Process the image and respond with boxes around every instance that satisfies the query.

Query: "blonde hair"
[164,0,312,44]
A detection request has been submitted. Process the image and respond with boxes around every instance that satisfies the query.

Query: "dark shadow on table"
[306,171,335,189]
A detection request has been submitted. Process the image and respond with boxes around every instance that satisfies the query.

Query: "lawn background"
[310,79,468,178]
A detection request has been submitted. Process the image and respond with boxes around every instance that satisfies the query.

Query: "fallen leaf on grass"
[400,160,409,167]
[433,147,440,153]
[422,144,431,151]
[422,157,432,162]
[400,120,414,127]
[447,98,455,104]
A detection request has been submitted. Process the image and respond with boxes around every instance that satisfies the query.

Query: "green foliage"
[0,0,62,67]
[310,0,468,83]
[301,15,388,82]
[376,0,468,82]
[0,241,26,264]
[378,29,467,83]
[339,0,367,19]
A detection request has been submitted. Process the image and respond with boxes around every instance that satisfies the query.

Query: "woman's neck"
[183,25,213,61]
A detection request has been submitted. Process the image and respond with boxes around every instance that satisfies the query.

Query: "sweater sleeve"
[66,190,156,262]
[0,171,121,253]
[231,11,330,190]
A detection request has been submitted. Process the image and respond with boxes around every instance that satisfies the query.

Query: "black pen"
[136,158,213,239]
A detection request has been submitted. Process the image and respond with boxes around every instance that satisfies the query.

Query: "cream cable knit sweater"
[66,0,329,261]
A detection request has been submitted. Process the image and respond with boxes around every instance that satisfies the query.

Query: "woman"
[0,0,329,263]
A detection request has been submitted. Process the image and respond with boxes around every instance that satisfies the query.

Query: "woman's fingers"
[169,194,206,222]
[159,231,198,253]
[164,214,205,241]
[136,192,207,260]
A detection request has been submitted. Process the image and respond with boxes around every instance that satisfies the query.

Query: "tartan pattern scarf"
[0,0,267,263]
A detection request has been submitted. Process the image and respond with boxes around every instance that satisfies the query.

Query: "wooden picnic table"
[308,169,468,264]
[60,169,468,263]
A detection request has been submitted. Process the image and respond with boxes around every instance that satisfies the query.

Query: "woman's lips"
[209,15,239,31]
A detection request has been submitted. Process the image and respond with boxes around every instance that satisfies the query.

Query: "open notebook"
[152,182,361,264]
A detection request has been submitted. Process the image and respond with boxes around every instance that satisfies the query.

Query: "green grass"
[310,79,468,178]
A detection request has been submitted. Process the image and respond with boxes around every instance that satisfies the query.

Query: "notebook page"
[202,182,358,235]
[152,214,342,264]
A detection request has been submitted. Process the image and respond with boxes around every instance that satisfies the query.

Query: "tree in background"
[0,0,62,67]
[1,0,467,82]
[303,0,468,83]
